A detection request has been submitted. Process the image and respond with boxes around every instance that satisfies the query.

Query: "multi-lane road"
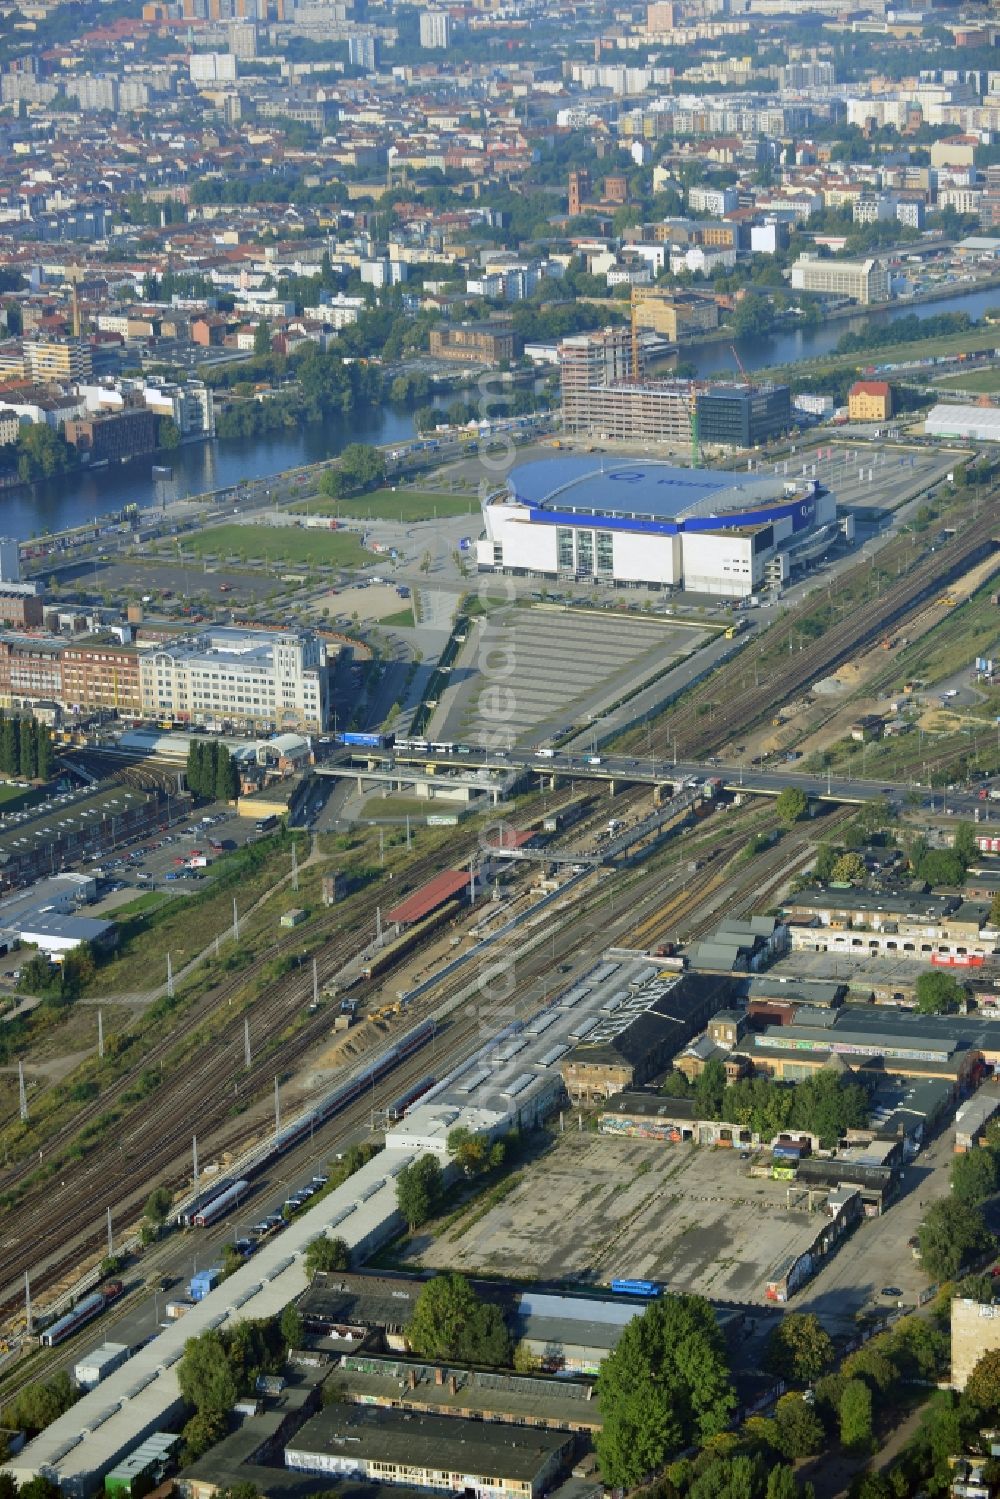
[371,742,996,818]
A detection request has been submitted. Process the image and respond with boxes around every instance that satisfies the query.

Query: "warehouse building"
[285,1405,573,1497]
[558,969,742,1102]
[477,457,835,597]
[782,887,992,964]
[924,403,1000,442]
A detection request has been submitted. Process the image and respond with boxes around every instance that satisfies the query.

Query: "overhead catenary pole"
[97,1008,104,1059]
[376,906,383,947]
[106,1206,113,1259]
[291,841,299,891]
[233,897,239,941]
[244,1016,251,1070]
[166,952,174,1000]
[274,1076,281,1134]
[312,957,319,1006]
[24,1272,31,1336]
[192,1134,199,1184]
[18,1059,27,1123]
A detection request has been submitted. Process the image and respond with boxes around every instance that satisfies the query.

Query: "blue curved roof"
[509,457,777,521]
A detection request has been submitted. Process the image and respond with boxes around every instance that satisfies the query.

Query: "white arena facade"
[477,457,837,599]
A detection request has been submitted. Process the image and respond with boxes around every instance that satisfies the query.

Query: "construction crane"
[689,399,699,470]
[730,344,754,390]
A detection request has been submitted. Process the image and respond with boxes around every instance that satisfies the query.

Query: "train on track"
[39,1280,124,1347]
[384,1073,437,1123]
[177,1019,436,1228]
[192,1179,250,1228]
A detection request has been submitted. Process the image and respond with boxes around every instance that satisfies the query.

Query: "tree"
[448,1126,504,1176]
[178,1329,238,1416]
[3,1372,77,1436]
[813,844,837,883]
[339,443,386,492]
[254,319,271,356]
[595,1293,735,1488]
[967,1349,1000,1418]
[215,744,239,802]
[954,821,977,867]
[917,848,965,886]
[36,725,52,782]
[839,1379,873,1452]
[918,1197,996,1280]
[303,1235,350,1276]
[157,416,182,450]
[766,1468,798,1499]
[765,1313,834,1384]
[180,1409,227,1464]
[19,716,36,778]
[407,1273,511,1365]
[694,1057,727,1119]
[951,1147,1000,1206]
[396,1153,443,1229]
[775,787,808,825]
[840,1346,896,1396]
[916,969,966,1015]
[773,1393,824,1458]
[831,852,866,884]
[279,1304,305,1349]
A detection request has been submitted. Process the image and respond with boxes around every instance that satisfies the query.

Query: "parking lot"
[411,1131,827,1304]
[438,609,709,747]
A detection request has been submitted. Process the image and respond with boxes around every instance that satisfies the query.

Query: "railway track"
[0,783,645,1314]
[648,500,1000,760]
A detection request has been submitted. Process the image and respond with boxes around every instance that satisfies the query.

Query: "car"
[880,1286,902,1298]
[165,871,180,880]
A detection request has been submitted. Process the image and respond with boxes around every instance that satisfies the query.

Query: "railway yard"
[5,425,1000,1499]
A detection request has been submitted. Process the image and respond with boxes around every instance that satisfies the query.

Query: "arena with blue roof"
[477,457,836,598]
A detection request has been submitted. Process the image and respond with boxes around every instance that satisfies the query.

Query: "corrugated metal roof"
[386,868,470,925]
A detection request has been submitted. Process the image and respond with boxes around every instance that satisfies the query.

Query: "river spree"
[6,282,1000,540]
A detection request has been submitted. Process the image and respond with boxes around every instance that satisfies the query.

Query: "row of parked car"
[239,1173,331,1252]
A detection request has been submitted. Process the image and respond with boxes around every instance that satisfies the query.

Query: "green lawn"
[934,367,1000,393]
[308,489,479,522]
[381,606,415,629]
[111,891,170,918]
[0,782,44,814]
[174,524,369,569]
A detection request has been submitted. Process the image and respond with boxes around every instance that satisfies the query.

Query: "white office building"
[139,627,330,733]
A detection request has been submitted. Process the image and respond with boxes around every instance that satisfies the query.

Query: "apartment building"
[23,338,93,384]
[61,643,142,716]
[418,9,451,46]
[140,381,215,438]
[790,254,891,304]
[138,626,330,733]
[630,287,719,341]
[0,637,64,710]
